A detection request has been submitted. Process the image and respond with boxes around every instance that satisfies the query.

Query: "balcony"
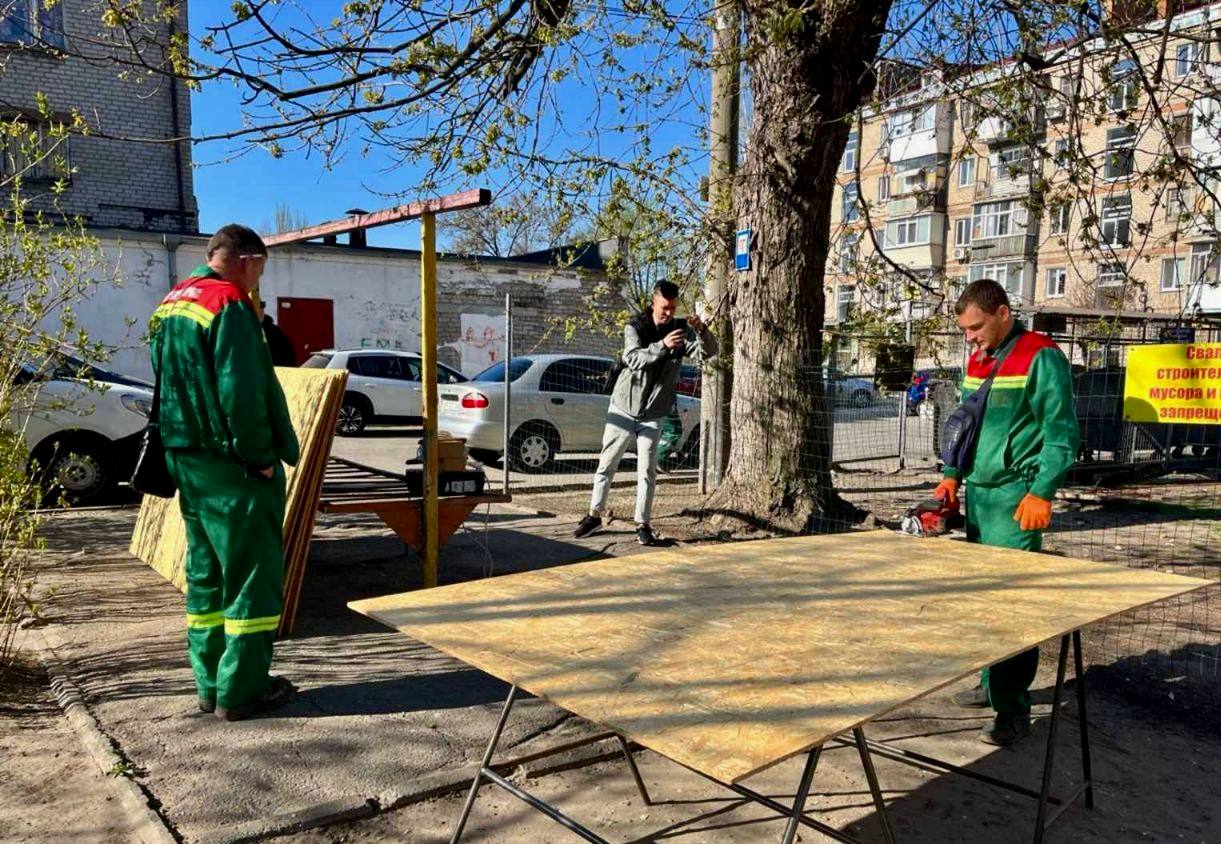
[969,232,1037,260]
[886,188,944,216]
[974,167,1036,200]
[975,115,1014,144]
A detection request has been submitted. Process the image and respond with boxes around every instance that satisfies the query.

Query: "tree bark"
[704,0,893,532]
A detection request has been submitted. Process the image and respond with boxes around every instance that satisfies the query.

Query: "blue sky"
[188,0,709,250]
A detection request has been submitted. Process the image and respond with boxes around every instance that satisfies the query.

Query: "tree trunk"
[704,0,893,532]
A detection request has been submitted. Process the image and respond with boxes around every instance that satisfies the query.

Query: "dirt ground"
[0,657,135,843]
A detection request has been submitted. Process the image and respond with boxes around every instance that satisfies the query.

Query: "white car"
[302,349,466,435]
[10,356,154,504]
[438,354,701,472]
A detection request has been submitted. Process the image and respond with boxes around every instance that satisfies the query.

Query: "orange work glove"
[1013,493,1053,531]
[933,477,960,506]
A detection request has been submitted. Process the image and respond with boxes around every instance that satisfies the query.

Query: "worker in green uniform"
[149,224,300,721]
[934,279,1079,746]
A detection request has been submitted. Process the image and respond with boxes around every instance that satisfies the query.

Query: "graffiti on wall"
[447,313,506,375]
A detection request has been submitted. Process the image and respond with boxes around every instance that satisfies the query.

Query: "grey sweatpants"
[589,405,662,525]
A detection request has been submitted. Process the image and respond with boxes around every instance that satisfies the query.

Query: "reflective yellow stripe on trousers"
[186,611,224,629]
[224,615,281,635]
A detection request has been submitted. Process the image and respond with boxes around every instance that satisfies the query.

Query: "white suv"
[10,356,154,504]
[302,349,467,435]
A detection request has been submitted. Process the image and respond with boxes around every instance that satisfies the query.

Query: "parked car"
[10,354,154,504]
[823,369,877,407]
[302,349,466,435]
[438,354,701,472]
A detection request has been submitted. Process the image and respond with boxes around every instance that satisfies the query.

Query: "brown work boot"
[216,676,297,722]
[979,712,1031,747]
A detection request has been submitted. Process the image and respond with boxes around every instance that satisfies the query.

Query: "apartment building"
[827,0,1221,334]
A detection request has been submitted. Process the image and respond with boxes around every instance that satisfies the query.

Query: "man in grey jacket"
[574,280,718,545]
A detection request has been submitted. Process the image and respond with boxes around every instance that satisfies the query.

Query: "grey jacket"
[611,315,718,421]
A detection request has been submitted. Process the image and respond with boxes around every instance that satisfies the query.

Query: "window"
[0,0,65,49]
[841,182,859,222]
[539,358,613,394]
[0,120,66,182]
[842,131,858,172]
[1045,268,1067,298]
[877,175,890,201]
[1108,59,1139,112]
[888,110,913,138]
[873,227,885,250]
[969,261,1025,296]
[886,215,931,247]
[954,217,972,245]
[1098,263,1125,287]
[958,156,975,186]
[1053,138,1070,168]
[1104,127,1136,179]
[1161,257,1186,291]
[1171,112,1193,150]
[349,354,407,379]
[915,104,935,132]
[836,285,855,322]
[473,358,533,382]
[959,100,978,129]
[1165,187,1189,221]
[1100,194,1132,246]
[1176,42,1199,77]
[972,200,1015,239]
[1190,242,1219,285]
[1048,202,1070,236]
[839,233,858,273]
[993,145,1029,179]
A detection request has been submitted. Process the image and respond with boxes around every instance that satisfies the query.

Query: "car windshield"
[473,358,532,383]
[302,353,333,369]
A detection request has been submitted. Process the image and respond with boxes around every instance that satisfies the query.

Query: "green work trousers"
[965,479,1042,716]
[166,449,287,710]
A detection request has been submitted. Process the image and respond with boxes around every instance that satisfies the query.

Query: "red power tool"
[900,497,965,537]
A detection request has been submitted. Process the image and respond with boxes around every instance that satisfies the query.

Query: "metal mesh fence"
[419,318,1221,709]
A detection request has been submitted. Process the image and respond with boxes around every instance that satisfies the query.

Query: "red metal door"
[276,297,335,364]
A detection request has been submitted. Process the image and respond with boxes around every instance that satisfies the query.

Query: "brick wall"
[0,0,198,231]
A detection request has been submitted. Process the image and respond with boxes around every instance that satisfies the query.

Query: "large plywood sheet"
[350,531,1211,784]
[130,367,347,633]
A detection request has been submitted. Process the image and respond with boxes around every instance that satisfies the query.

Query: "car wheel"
[38,438,113,505]
[508,423,558,473]
[337,398,369,436]
[851,388,873,408]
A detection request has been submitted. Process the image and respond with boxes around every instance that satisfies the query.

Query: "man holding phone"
[574,280,717,545]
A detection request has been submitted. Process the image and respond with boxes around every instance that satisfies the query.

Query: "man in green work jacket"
[934,279,1079,746]
[149,224,300,721]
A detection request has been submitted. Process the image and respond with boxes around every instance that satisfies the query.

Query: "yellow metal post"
[420,212,439,588]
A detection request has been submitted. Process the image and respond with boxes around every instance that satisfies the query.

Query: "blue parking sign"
[734,228,751,271]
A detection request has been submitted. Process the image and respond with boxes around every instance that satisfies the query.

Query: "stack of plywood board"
[129,367,348,636]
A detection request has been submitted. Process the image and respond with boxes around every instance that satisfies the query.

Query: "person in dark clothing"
[259,301,298,367]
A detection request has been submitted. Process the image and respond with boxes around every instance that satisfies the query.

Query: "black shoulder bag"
[129,355,177,498]
[939,330,1022,475]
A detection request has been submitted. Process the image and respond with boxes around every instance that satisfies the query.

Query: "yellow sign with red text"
[1123,343,1221,424]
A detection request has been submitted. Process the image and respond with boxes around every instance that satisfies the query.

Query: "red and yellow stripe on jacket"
[945,327,1079,499]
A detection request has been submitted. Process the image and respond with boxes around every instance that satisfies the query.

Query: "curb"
[31,624,180,844]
